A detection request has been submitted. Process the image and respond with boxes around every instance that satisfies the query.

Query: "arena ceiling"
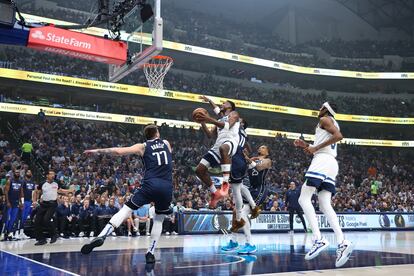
[335,0,414,35]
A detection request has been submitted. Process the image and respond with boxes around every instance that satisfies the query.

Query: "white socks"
[318,190,344,243]
[210,184,217,193]
[231,183,243,221]
[241,204,252,244]
[99,205,133,238]
[241,185,256,209]
[298,183,321,241]
[299,183,345,244]
[221,164,231,182]
[147,214,165,254]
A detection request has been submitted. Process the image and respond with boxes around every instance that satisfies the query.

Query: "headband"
[322,102,336,117]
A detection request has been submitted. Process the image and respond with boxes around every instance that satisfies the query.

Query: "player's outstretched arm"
[305,117,343,154]
[200,95,221,115]
[84,143,145,156]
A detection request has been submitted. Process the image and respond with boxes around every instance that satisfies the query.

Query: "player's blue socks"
[236,243,257,254]
[221,239,239,251]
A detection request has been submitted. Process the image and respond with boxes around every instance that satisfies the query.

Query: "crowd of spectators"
[1,46,413,118]
[16,1,414,71]
[1,115,413,240]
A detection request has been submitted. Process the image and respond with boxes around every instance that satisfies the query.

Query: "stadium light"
[0,0,16,27]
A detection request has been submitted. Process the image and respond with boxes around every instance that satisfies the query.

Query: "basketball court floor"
[1,231,414,275]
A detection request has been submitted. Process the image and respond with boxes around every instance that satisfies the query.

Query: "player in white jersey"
[195,98,240,208]
[294,102,354,268]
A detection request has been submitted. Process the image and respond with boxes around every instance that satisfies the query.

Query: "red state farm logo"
[31,30,46,40]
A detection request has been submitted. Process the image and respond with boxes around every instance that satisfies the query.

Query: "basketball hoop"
[143,55,173,91]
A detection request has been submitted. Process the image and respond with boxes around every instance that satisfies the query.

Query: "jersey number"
[152,151,169,165]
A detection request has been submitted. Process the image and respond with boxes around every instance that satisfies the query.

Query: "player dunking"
[222,145,271,254]
[80,124,172,264]
[294,102,354,267]
[195,99,240,208]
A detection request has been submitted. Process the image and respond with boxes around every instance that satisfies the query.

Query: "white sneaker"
[89,231,94,237]
[128,231,132,236]
[165,232,170,235]
[20,233,30,239]
[172,231,178,235]
[335,240,354,267]
[136,232,140,236]
[305,237,330,260]
[111,232,117,237]
[79,232,84,237]
[146,232,150,236]
[133,227,138,232]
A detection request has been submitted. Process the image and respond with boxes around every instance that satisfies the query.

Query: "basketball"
[192,108,208,122]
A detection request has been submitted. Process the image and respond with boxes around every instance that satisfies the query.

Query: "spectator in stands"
[133,204,150,236]
[56,195,72,238]
[79,198,95,238]
[21,139,33,164]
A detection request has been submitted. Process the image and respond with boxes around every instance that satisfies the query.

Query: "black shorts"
[126,178,172,215]
[229,147,247,184]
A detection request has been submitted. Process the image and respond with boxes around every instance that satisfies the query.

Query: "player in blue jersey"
[222,145,272,254]
[4,169,24,241]
[80,124,172,264]
[18,170,36,239]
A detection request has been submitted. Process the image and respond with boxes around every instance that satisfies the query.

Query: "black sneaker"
[145,252,156,264]
[81,237,105,255]
[50,236,58,244]
[35,239,47,246]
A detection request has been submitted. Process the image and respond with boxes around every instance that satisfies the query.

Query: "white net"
[143,55,173,91]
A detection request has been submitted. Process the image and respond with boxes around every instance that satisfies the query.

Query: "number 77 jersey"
[142,138,173,182]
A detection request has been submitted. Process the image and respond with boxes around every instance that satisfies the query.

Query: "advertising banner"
[27,26,127,65]
[180,212,414,234]
[1,68,413,125]
[1,102,414,147]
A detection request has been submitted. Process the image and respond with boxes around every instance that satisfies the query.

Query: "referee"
[285,182,307,234]
[33,170,73,245]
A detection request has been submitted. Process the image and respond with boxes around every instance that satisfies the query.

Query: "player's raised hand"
[200,95,211,103]
[294,139,307,148]
[195,112,210,123]
[83,149,99,155]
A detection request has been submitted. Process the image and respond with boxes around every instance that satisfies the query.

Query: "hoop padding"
[143,55,173,91]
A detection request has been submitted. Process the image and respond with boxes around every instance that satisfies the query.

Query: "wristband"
[248,161,257,169]
[213,106,220,115]
[21,197,24,204]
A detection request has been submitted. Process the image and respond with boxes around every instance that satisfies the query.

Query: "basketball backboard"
[108,0,163,83]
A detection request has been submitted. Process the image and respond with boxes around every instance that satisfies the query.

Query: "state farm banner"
[28,26,127,65]
[180,212,414,234]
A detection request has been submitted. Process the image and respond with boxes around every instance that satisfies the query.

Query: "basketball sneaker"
[236,243,257,254]
[230,218,245,232]
[81,236,105,254]
[145,252,156,263]
[208,189,226,208]
[335,240,354,267]
[250,206,261,219]
[221,239,239,251]
[305,237,329,260]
